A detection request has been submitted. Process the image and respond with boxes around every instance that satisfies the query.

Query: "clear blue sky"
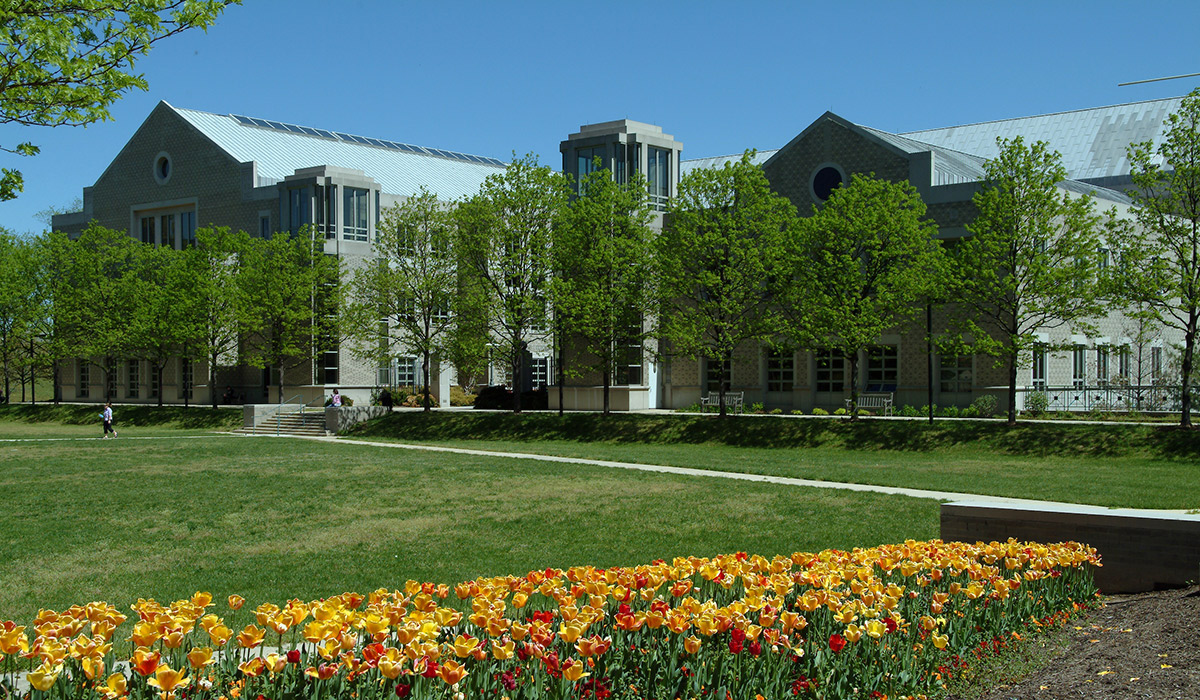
[4,0,1199,234]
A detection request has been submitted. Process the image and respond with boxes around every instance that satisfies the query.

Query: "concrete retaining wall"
[941,501,1200,594]
[325,406,390,433]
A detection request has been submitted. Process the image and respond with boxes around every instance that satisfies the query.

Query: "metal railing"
[1018,384,1196,413]
[258,394,325,435]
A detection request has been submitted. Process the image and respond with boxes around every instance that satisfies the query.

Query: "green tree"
[128,244,192,406]
[0,230,38,401]
[177,226,249,408]
[1105,89,1200,428]
[0,1,237,200]
[556,165,655,414]
[456,155,570,413]
[239,229,339,404]
[953,137,1104,425]
[788,173,946,420]
[656,152,797,418]
[347,189,458,411]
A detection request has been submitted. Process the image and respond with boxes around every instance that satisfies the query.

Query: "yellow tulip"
[437,659,468,685]
[453,634,480,658]
[207,624,232,647]
[130,648,161,676]
[932,633,949,650]
[147,664,190,694]
[228,595,245,610]
[0,627,27,655]
[81,656,105,680]
[491,639,515,660]
[561,659,589,682]
[238,657,266,677]
[27,663,62,692]
[683,635,702,654]
[264,653,287,674]
[378,648,405,679]
[187,647,215,669]
[865,619,887,639]
[236,624,265,649]
[192,592,213,608]
[100,672,127,699]
[843,624,863,643]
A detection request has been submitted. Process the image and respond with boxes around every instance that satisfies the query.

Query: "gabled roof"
[169,103,506,199]
[899,97,1181,182]
[680,149,778,176]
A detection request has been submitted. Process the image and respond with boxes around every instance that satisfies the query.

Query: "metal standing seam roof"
[680,149,778,176]
[899,97,1183,182]
[170,105,506,200]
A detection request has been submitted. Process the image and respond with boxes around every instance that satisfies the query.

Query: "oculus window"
[811,165,844,201]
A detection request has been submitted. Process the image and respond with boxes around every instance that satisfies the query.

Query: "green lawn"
[0,432,937,624]
[0,403,241,438]
[345,412,1200,510]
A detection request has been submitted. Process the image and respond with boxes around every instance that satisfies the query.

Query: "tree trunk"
[557,336,564,417]
[717,348,729,419]
[603,367,611,415]
[847,351,859,421]
[157,364,164,407]
[511,345,522,414]
[52,358,59,405]
[1006,349,1019,427]
[1181,314,1196,429]
[422,349,431,412]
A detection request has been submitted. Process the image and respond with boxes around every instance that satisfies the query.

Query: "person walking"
[101,402,117,439]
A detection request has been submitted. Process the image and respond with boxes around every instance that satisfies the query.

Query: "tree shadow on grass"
[0,404,240,430]
[350,412,1200,462]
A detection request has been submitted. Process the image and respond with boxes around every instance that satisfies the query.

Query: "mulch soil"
[972,585,1199,700]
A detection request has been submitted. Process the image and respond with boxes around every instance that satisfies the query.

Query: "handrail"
[261,394,305,436]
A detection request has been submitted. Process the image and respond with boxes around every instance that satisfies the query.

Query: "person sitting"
[331,388,342,408]
[380,387,394,412]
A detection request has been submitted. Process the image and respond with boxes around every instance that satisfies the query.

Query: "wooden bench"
[845,392,894,416]
[701,391,744,414]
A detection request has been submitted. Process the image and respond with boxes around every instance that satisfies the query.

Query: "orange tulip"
[683,635,702,654]
[228,595,245,611]
[131,648,161,676]
[147,664,191,694]
[437,659,468,685]
[236,625,265,649]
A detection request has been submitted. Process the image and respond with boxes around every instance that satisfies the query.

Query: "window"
[1151,346,1163,381]
[106,358,117,399]
[647,147,671,210]
[867,346,898,389]
[149,364,159,399]
[322,351,339,385]
[1072,347,1086,389]
[160,213,175,248]
[766,349,794,392]
[180,211,196,248]
[531,357,550,389]
[614,142,628,184]
[288,188,309,234]
[816,351,845,392]
[577,146,605,191]
[78,360,90,399]
[1096,347,1110,385]
[260,215,271,238]
[812,166,844,201]
[127,359,140,399]
[180,359,193,400]
[316,184,337,240]
[705,357,731,392]
[140,216,154,245]
[396,356,417,388]
[616,344,642,386]
[1032,348,1047,389]
[1118,347,1131,379]
[343,187,369,241]
[939,354,973,393]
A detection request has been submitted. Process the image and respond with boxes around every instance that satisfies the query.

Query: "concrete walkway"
[276,434,1193,518]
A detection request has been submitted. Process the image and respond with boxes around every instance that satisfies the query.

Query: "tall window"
[1151,346,1163,381]
[316,184,338,240]
[647,147,671,210]
[140,216,154,245]
[1096,347,1110,385]
[78,360,90,399]
[106,358,117,399]
[1072,347,1086,389]
[531,357,550,389]
[577,146,605,191]
[1032,348,1047,389]
[939,355,973,393]
[616,343,642,386]
[1118,347,1131,380]
[260,215,271,238]
[396,356,417,388]
[343,187,369,241]
[766,349,794,392]
[180,211,197,248]
[705,357,731,392]
[815,350,845,393]
[867,346,898,389]
[321,350,338,385]
[180,359,193,400]
[127,359,140,399]
[149,364,159,399]
[288,188,309,234]
[160,213,175,248]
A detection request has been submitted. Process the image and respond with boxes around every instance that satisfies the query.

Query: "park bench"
[701,391,744,414]
[845,384,895,416]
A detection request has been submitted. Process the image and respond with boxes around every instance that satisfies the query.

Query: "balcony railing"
[1019,383,1195,413]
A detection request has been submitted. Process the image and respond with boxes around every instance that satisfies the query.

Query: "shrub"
[970,393,998,418]
[897,404,920,417]
[833,407,847,415]
[449,385,476,407]
[749,402,765,414]
[769,408,783,415]
[790,408,804,415]
[1025,391,1049,416]
[811,407,829,416]
[676,402,703,413]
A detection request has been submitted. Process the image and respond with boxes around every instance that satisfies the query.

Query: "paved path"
[267,434,1192,518]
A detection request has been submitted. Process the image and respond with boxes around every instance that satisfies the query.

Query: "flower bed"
[0,539,1099,700]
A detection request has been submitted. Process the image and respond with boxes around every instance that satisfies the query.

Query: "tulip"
[131,648,161,676]
[437,659,467,685]
[683,635,702,654]
[561,659,589,682]
[147,664,191,694]
[187,647,215,669]
[236,624,265,649]
[27,663,62,692]
[932,632,949,650]
[100,672,128,699]
[228,595,245,610]
[207,623,232,646]
[492,639,515,660]
[238,657,266,677]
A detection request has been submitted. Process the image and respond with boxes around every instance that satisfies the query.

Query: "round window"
[153,152,172,184]
[811,165,844,201]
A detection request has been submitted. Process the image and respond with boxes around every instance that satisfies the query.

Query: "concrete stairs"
[233,410,329,437]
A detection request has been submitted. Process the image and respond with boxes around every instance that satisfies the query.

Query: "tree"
[347,189,458,411]
[456,155,570,413]
[177,226,249,409]
[787,173,946,420]
[1106,89,1200,428]
[656,152,797,418]
[0,230,38,401]
[128,244,192,407]
[556,165,655,414]
[0,1,237,201]
[953,137,1104,425]
[239,229,339,404]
